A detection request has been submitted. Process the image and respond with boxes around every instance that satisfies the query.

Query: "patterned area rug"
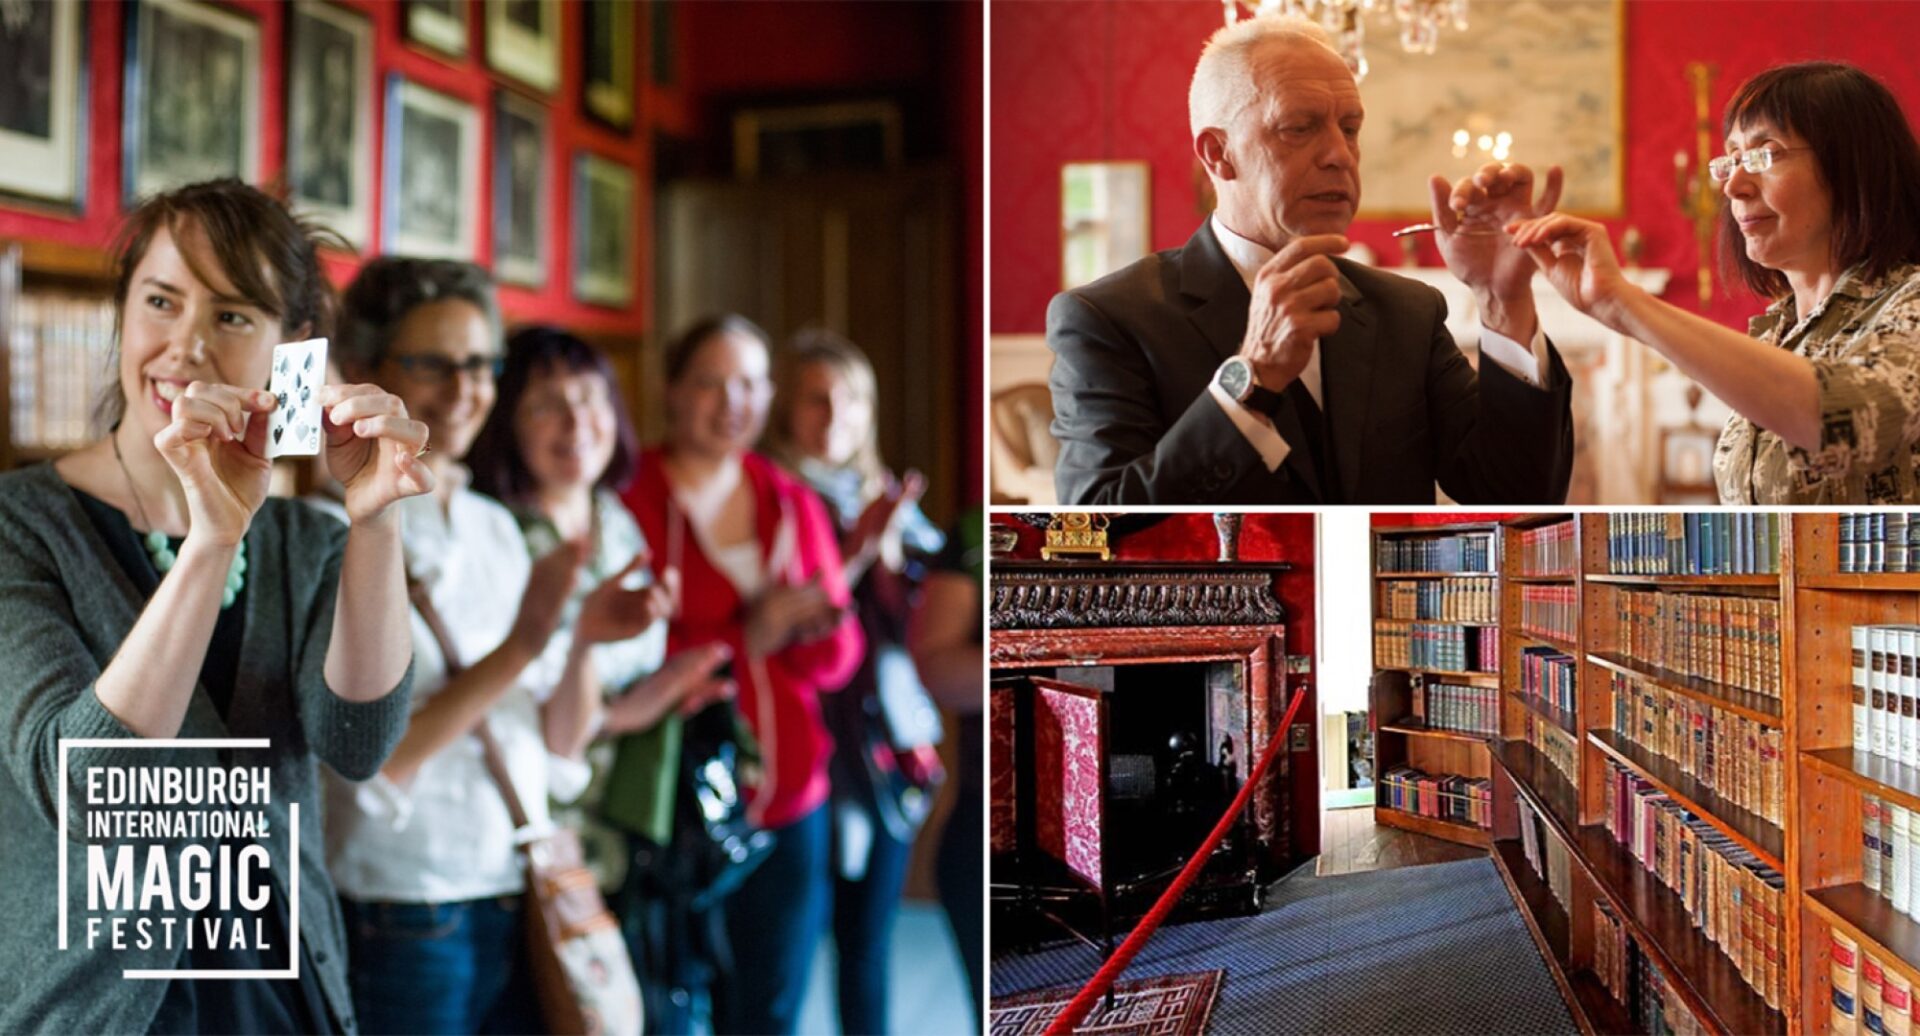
[990,970,1223,1036]
[992,857,1578,1035]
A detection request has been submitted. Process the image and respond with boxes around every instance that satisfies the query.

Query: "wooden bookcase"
[1369,522,1502,849]
[0,239,115,470]
[1477,512,1920,1036]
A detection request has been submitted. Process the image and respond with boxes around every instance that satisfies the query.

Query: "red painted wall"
[995,513,1320,856]
[650,0,985,502]
[3,1,652,334]
[1371,512,1520,527]
[990,0,1920,336]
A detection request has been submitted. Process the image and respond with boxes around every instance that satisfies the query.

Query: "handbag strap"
[406,577,534,832]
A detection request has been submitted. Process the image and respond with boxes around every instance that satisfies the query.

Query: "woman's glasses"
[385,353,506,384]
[1708,146,1814,183]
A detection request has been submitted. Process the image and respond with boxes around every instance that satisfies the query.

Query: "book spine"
[1859,626,1874,752]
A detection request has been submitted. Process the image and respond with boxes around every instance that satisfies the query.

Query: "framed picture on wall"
[1356,0,1623,217]
[383,77,479,260]
[485,0,559,95]
[287,1,373,248]
[124,0,260,204]
[0,0,85,207]
[404,0,468,59]
[732,100,903,179]
[573,152,634,307]
[493,90,547,286]
[581,0,635,131]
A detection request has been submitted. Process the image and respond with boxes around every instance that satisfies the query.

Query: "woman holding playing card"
[0,179,426,1033]
[319,259,676,1035]
[620,314,864,1036]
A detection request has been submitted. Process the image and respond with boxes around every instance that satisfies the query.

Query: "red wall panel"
[991,0,1920,336]
[3,0,654,335]
[1371,512,1520,527]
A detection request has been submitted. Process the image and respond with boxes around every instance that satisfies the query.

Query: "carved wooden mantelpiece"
[990,561,1292,631]
[991,623,1291,874]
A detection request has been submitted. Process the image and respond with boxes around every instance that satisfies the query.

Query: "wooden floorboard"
[1317,805,1485,876]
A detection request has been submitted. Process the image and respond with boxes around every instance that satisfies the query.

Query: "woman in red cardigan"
[621,313,863,1034]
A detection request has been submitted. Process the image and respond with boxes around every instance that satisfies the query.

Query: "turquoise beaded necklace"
[113,432,247,608]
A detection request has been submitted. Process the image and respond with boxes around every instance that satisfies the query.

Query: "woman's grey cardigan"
[0,463,412,1034]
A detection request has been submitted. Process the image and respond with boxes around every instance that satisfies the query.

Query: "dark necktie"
[1283,379,1335,502]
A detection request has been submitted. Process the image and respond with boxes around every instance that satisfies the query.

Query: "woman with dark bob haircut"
[1507,61,1920,504]
[467,326,735,1025]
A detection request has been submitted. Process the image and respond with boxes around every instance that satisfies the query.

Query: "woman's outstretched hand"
[1504,213,1635,332]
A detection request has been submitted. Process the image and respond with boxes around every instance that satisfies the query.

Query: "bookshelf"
[1477,513,1803,1036]
[1370,522,1502,849]
[1,239,117,469]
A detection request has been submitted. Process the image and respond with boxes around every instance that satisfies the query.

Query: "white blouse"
[320,470,587,903]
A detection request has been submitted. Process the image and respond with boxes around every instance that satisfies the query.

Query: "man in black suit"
[1048,17,1575,505]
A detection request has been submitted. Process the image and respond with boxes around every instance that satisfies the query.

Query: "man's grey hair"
[1189,15,1343,140]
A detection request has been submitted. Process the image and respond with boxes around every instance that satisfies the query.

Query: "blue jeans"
[937,786,983,1026]
[713,804,833,1035]
[831,807,914,1035]
[339,895,544,1036]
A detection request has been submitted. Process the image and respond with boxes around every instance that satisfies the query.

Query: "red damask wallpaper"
[991,683,1017,854]
[991,1,1920,336]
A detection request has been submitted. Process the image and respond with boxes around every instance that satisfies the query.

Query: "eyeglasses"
[1708,146,1814,183]
[385,353,505,384]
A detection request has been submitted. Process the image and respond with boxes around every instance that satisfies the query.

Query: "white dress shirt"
[1204,215,1552,472]
[322,469,586,903]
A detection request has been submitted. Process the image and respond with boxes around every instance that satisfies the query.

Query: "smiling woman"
[1506,61,1920,505]
[0,178,424,1034]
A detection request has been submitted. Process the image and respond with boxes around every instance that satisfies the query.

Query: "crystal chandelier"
[1222,0,1469,82]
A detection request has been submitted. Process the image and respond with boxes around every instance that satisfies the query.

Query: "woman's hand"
[322,384,435,523]
[577,551,675,646]
[744,576,842,656]
[510,539,588,657]
[603,643,736,734]
[1504,213,1634,331]
[846,470,926,575]
[152,382,278,545]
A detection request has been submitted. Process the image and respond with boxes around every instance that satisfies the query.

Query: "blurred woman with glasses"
[1505,61,1920,504]
[321,259,662,1034]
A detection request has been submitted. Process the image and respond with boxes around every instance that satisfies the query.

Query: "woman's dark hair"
[103,178,345,426]
[469,326,640,504]
[1719,61,1920,300]
[335,256,500,374]
[661,313,771,384]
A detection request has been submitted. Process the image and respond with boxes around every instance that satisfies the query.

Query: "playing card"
[265,338,328,459]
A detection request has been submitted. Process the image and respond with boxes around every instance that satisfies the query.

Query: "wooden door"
[656,168,959,521]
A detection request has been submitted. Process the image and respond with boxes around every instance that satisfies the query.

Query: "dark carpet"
[990,857,1579,1035]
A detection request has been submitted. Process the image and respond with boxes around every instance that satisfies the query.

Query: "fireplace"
[990,560,1298,944]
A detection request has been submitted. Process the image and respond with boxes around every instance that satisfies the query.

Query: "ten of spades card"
[266,338,328,459]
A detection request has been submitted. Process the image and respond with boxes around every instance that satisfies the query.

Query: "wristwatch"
[1214,356,1285,416]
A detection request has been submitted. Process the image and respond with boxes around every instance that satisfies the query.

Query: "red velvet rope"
[1043,688,1309,1036]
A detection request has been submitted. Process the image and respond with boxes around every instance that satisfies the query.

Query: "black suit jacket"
[1046,222,1576,504]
